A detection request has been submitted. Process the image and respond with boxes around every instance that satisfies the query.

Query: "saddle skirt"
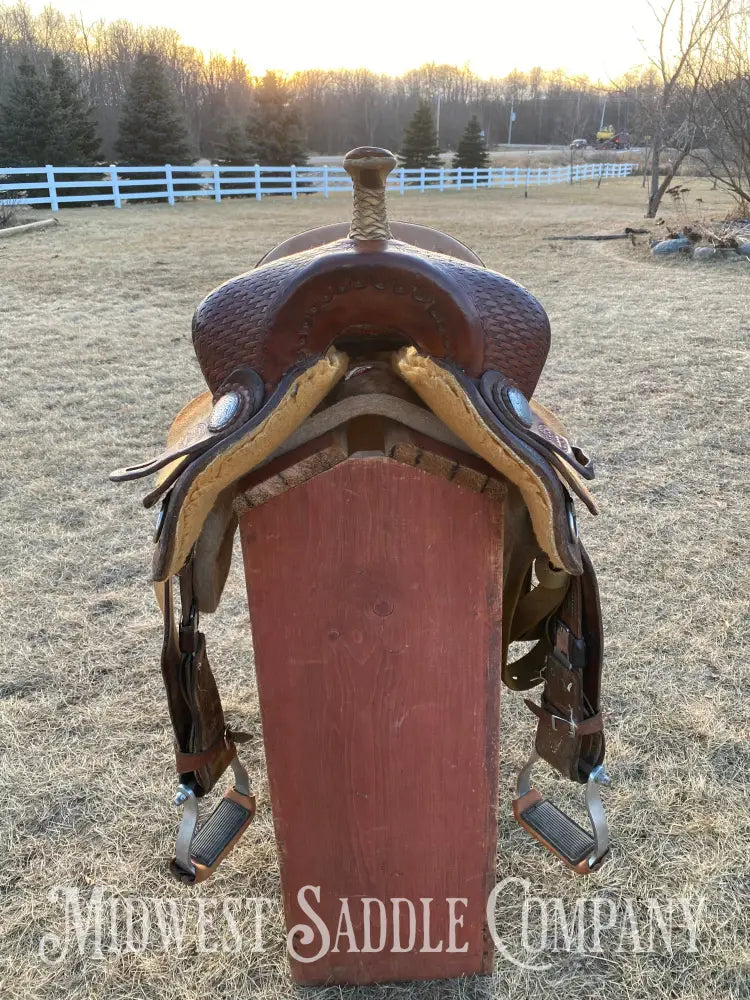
[111,147,610,882]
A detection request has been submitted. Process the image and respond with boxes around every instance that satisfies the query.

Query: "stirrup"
[512,750,610,873]
[170,755,256,884]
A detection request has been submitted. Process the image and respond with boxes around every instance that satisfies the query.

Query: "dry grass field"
[1,177,748,1000]
[311,147,640,168]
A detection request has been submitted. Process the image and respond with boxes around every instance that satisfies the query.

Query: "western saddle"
[111,147,610,884]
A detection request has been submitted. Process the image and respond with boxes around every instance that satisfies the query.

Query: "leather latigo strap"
[524,545,605,783]
[111,366,265,510]
[160,560,250,796]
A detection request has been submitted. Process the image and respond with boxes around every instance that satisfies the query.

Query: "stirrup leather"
[171,755,256,883]
[512,750,610,874]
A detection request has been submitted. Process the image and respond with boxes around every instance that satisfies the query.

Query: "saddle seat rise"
[111,146,610,882]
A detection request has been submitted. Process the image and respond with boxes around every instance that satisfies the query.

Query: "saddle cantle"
[111,147,610,882]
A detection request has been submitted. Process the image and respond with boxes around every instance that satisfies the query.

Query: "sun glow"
[27,0,656,81]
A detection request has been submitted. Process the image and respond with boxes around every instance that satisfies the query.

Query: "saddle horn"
[343,146,397,241]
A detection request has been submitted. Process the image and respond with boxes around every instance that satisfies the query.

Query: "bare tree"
[693,3,750,209]
[629,0,733,217]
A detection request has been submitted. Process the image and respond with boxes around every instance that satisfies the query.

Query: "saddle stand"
[111,146,611,983]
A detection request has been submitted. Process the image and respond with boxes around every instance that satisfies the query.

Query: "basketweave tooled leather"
[192,145,551,400]
[192,241,550,398]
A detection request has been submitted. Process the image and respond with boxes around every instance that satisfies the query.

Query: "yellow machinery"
[596,125,630,150]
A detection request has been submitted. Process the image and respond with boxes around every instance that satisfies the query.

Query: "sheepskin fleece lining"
[157,350,347,580]
[393,346,565,569]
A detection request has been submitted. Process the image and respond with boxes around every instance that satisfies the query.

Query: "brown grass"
[1,177,748,1000]
[311,148,640,168]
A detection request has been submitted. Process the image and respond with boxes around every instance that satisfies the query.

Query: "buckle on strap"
[549,618,586,669]
[512,750,611,873]
[171,755,255,884]
[524,698,603,739]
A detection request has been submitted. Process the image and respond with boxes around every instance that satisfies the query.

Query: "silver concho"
[504,385,533,427]
[208,391,242,432]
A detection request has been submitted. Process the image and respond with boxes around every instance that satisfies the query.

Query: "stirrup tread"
[192,794,254,868]
[516,792,594,866]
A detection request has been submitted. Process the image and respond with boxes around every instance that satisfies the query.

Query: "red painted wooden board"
[239,457,503,985]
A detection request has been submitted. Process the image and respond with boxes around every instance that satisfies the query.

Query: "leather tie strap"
[524,699,603,736]
[174,728,252,774]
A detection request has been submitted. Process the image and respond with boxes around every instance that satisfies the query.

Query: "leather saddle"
[111,147,611,883]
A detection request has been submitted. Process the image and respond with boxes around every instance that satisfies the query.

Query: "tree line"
[0,0,644,162]
[0,0,747,215]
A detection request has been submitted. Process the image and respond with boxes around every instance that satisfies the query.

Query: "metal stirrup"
[513,749,610,873]
[172,755,255,883]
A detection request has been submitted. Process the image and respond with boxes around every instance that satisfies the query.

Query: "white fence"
[0,161,637,211]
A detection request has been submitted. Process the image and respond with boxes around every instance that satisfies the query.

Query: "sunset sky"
[28,0,659,80]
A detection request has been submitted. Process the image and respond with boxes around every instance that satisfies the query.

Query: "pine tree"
[245,72,308,166]
[0,61,55,166]
[216,119,254,195]
[48,56,101,164]
[0,57,100,167]
[116,51,192,164]
[452,116,489,169]
[0,57,101,205]
[399,100,441,169]
[218,120,253,165]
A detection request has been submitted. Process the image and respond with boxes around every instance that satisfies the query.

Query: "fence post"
[457,168,462,192]
[323,163,329,197]
[255,164,262,201]
[399,168,405,195]
[109,164,121,209]
[501,166,506,188]
[45,165,58,212]
[420,167,426,193]
[439,167,445,191]
[163,164,174,206]
[212,163,222,202]
[472,168,478,190]
[291,164,298,200]
[487,168,493,189]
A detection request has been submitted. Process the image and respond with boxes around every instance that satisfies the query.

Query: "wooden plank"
[239,457,503,985]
